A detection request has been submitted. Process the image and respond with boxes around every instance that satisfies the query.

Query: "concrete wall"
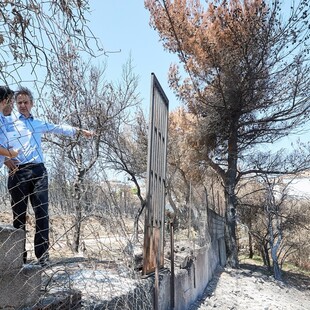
[0,224,42,309]
[157,209,226,310]
[158,239,225,310]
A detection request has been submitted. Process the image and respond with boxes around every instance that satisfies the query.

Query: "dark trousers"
[8,163,49,262]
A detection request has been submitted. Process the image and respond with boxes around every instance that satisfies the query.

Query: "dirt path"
[190,262,310,310]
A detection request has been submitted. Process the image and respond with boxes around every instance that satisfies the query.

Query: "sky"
[86,1,181,113]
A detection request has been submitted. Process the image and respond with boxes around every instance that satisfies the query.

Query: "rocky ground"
[190,260,310,310]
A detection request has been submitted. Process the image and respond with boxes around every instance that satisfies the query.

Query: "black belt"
[17,163,45,169]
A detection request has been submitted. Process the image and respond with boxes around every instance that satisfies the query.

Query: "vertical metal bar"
[170,221,175,309]
[154,232,159,310]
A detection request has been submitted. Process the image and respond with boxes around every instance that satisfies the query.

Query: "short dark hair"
[0,86,14,101]
[14,86,34,102]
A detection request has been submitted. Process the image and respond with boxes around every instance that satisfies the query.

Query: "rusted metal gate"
[143,73,169,277]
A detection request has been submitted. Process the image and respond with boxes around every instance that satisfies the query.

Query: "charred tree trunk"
[224,126,239,268]
[248,232,254,259]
